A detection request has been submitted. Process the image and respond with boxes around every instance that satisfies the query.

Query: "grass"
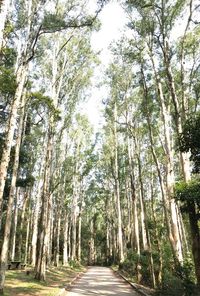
[111,264,119,272]
[4,265,85,296]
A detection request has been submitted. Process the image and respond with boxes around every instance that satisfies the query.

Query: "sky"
[79,2,127,131]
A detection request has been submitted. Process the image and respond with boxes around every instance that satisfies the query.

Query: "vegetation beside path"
[4,265,84,296]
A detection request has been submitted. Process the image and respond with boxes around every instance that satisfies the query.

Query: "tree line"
[0,0,200,296]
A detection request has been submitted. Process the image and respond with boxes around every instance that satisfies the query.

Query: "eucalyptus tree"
[0,0,105,290]
[103,97,125,263]
[121,0,199,265]
[176,113,200,285]
[94,0,200,289]
[0,0,105,226]
[126,0,200,180]
[33,31,98,280]
[67,114,94,261]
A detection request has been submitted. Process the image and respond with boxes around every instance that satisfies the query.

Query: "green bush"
[69,260,82,269]
[119,250,138,276]
[156,271,184,296]
[156,259,199,296]
[119,250,152,286]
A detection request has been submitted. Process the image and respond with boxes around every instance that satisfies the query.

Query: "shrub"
[69,260,82,269]
[156,259,199,296]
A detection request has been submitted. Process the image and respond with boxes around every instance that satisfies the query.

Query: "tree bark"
[35,125,53,281]
[54,203,61,267]
[31,169,43,266]
[143,55,184,265]
[188,202,200,285]
[18,189,29,261]
[24,202,31,264]
[89,218,95,265]
[114,102,124,263]
[10,187,20,261]
[63,211,69,266]
[150,182,163,286]
[0,92,27,293]
[0,0,10,50]
[136,150,156,288]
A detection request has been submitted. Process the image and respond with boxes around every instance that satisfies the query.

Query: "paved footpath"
[67,266,140,296]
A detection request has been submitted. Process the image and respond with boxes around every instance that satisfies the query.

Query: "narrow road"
[67,266,140,296]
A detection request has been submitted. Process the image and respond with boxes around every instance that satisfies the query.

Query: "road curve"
[67,266,140,296]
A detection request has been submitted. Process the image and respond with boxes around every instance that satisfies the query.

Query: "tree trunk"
[24,203,31,264]
[89,218,95,265]
[77,195,83,263]
[0,64,28,225]
[136,151,156,288]
[0,92,27,293]
[150,182,163,286]
[0,0,10,50]
[161,39,191,183]
[68,219,71,260]
[143,55,184,265]
[71,158,79,261]
[10,187,20,261]
[54,203,61,267]
[114,102,124,263]
[18,189,29,261]
[139,189,148,251]
[35,125,53,281]
[77,211,82,262]
[46,193,53,267]
[188,202,200,285]
[63,211,69,266]
[131,174,141,282]
[71,195,77,261]
[31,177,42,266]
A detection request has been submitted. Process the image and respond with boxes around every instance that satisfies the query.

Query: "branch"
[56,34,74,58]
[25,25,43,64]
[40,1,104,35]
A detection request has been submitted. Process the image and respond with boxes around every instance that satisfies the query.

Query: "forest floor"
[4,265,84,296]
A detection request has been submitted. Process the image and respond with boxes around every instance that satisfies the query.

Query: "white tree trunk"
[24,204,31,264]
[10,187,20,261]
[0,0,10,50]
[148,52,183,264]
[114,102,124,263]
[31,176,43,266]
[63,211,69,266]
[0,91,27,292]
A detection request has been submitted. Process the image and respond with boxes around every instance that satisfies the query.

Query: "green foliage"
[180,258,197,295]
[119,250,139,276]
[175,180,200,207]
[0,47,17,67]
[119,250,153,286]
[179,113,200,173]
[156,258,199,296]
[156,271,185,296]
[42,14,67,32]
[29,92,61,121]
[0,67,17,96]
[68,260,82,269]
[41,12,100,33]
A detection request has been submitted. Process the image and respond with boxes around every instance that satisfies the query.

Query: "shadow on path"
[68,266,139,296]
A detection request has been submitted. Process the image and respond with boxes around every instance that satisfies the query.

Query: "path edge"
[111,268,153,296]
[57,267,88,296]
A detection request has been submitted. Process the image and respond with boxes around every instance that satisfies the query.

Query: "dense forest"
[0,0,200,295]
